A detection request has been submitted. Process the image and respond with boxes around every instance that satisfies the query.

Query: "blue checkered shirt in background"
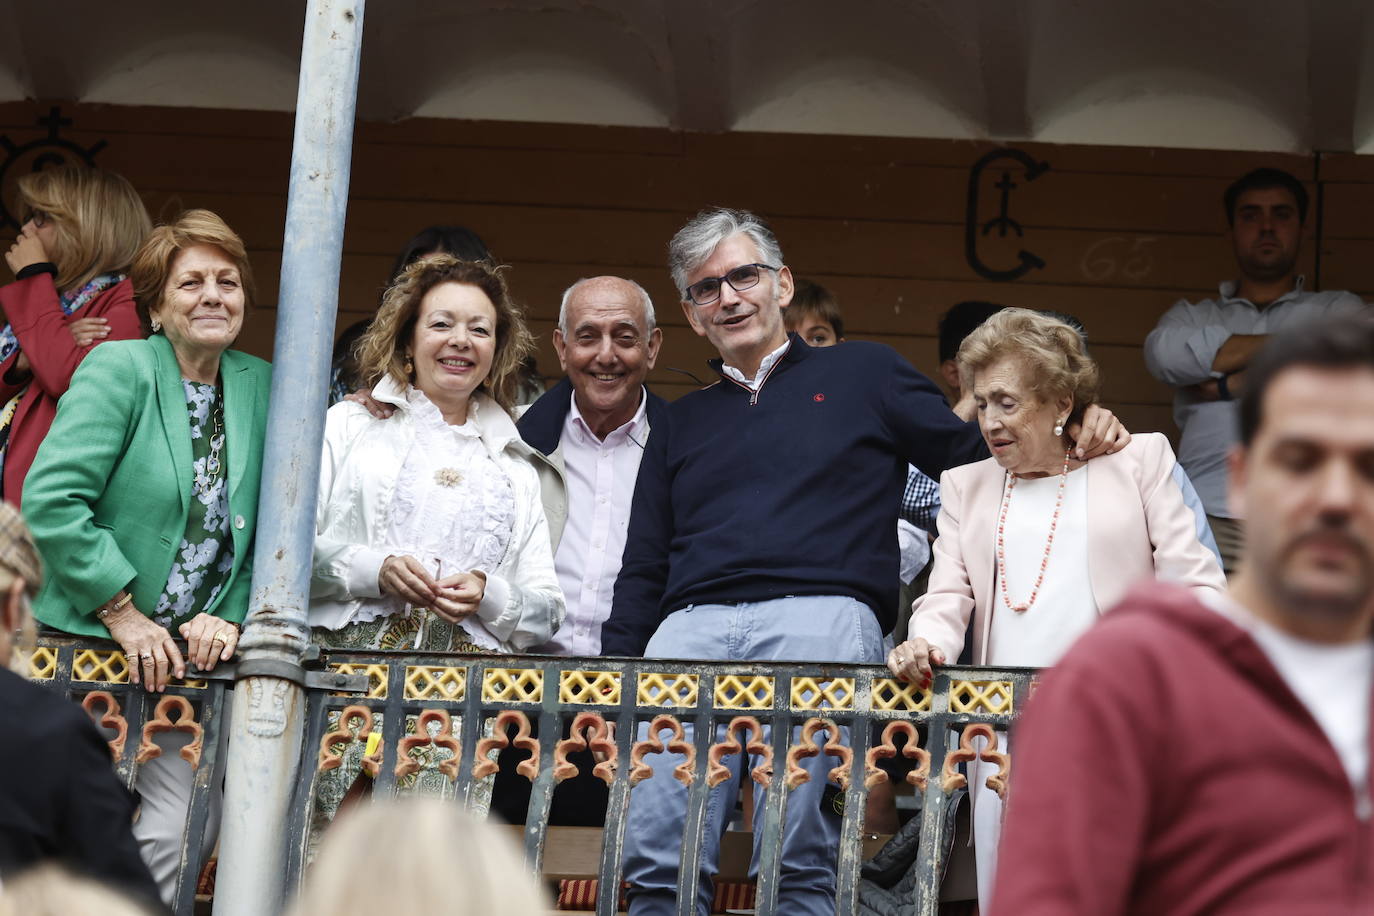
[900,465,941,536]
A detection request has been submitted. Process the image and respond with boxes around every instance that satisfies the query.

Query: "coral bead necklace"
[996,449,1073,613]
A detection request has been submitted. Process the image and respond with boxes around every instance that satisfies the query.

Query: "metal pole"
[213,2,364,913]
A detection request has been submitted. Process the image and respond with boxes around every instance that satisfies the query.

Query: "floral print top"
[151,380,234,628]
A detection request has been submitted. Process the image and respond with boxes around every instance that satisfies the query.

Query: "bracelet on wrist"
[96,592,133,620]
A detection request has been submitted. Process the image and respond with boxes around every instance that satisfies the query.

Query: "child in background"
[785,278,845,346]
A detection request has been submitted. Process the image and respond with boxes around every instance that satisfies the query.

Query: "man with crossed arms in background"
[1145,167,1365,572]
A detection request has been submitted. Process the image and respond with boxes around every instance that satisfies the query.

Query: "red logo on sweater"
[813,393,825,402]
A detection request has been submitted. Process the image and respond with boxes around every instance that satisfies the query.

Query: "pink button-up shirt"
[543,388,649,656]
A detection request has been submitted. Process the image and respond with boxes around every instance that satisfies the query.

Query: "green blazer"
[24,335,271,637]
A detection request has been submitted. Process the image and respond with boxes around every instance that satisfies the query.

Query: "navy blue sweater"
[601,335,988,656]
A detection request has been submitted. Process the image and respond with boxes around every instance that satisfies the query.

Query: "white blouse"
[986,467,1098,667]
[369,392,516,648]
[309,377,565,651]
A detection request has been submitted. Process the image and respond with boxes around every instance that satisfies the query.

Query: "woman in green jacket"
[22,209,270,904]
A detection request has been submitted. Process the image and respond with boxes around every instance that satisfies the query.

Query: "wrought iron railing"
[29,635,1035,915]
[25,634,232,916]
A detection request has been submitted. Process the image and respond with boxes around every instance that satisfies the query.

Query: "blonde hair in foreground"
[0,500,42,673]
[287,799,550,916]
[0,864,157,916]
[16,166,152,293]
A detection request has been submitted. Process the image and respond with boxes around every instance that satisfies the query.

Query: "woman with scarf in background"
[0,166,151,505]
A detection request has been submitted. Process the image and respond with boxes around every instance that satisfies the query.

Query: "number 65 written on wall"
[1080,236,1158,283]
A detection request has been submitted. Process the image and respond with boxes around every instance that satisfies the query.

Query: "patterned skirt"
[309,605,501,862]
[314,604,487,654]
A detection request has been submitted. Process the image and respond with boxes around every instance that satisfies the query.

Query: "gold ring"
[211,631,228,644]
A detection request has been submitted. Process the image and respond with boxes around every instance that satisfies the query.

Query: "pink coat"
[911,432,1226,665]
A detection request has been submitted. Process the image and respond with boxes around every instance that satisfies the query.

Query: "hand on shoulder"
[344,387,393,419]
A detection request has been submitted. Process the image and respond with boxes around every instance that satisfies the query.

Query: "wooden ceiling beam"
[975,0,1031,139]
[1307,0,1365,152]
[664,0,731,133]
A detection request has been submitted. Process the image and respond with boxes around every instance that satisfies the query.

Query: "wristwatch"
[1211,370,1233,401]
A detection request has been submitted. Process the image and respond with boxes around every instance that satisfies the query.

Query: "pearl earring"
[1053,420,1064,437]
[151,318,162,333]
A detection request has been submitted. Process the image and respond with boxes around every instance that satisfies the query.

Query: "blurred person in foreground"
[991,314,1374,915]
[0,863,158,916]
[887,308,1225,905]
[0,165,151,505]
[0,503,160,909]
[23,209,271,903]
[287,799,549,916]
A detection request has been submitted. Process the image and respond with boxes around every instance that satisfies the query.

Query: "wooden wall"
[2,99,1364,437]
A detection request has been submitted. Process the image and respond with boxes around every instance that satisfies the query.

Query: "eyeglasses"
[23,209,48,228]
[685,263,780,306]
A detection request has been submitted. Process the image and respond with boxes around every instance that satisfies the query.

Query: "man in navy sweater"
[603,208,1129,915]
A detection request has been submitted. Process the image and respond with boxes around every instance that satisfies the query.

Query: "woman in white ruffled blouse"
[309,254,564,653]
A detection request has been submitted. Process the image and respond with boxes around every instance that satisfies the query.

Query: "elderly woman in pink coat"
[887,308,1226,905]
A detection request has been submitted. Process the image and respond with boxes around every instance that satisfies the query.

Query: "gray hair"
[557,276,657,334]
[668,208,785,298]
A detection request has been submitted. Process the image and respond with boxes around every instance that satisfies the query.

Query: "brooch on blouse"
[435,468,463,488]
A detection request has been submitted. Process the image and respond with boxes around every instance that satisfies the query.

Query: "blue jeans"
[622,595,885,916]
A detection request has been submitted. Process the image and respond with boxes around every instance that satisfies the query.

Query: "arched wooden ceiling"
[1,0,1372,152]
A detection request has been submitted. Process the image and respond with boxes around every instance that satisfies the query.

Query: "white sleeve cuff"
[475,571,515,641]
[897,519,931,584]
[346,547,391,598]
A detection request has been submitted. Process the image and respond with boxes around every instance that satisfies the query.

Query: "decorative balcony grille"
[28,635,1035,915]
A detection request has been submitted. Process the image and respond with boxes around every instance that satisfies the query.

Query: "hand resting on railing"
[885,636,945,690]
[102,602,238,692]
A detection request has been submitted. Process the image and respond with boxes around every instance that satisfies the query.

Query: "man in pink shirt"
[502,276,666,827]
[992,314,1374,915]
[518,275,666,656]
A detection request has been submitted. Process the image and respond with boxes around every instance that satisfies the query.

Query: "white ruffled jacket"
[309,377,565,651]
